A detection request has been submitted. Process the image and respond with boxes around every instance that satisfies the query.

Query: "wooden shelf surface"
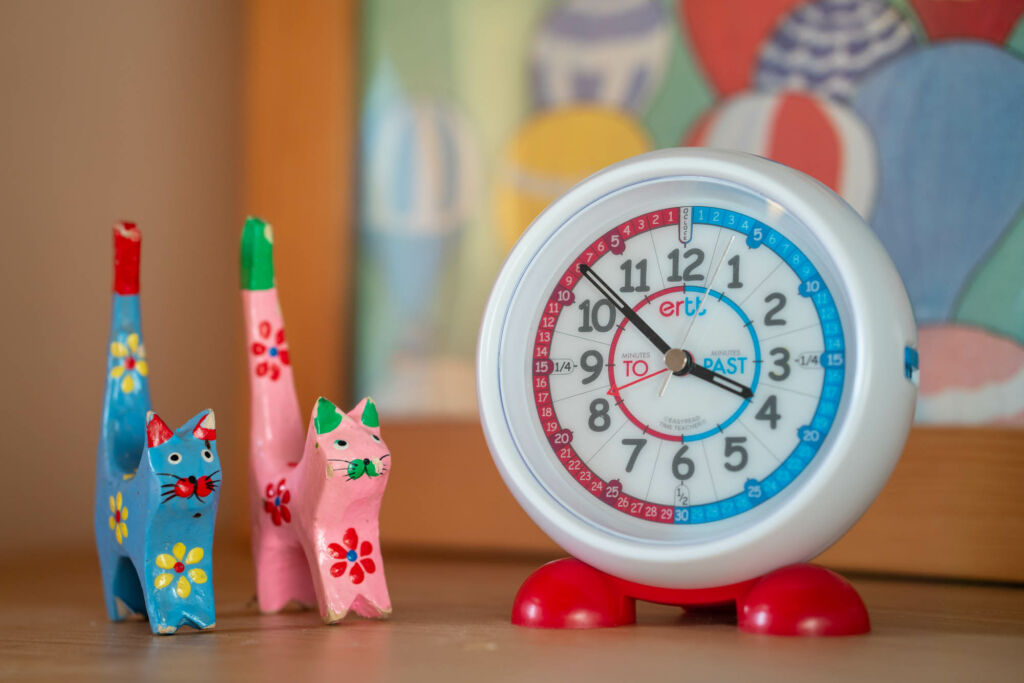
[1,548,1022,681]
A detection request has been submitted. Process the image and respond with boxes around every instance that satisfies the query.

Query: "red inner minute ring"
[607,285,690,442]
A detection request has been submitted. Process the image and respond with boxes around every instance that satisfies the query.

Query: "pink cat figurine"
[241,216,391,622]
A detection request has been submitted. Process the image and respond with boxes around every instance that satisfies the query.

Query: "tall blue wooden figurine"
[94,222,221,634]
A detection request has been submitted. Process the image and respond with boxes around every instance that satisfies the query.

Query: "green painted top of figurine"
[240,216,275,290]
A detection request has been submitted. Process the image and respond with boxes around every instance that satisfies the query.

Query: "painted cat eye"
[371,434,381,442]
[168,452,182,464]
[201,449,214,462]
[333,440,349,450]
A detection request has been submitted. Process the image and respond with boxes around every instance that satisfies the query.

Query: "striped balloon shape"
[685,91,877,217]
[679,0,805,96]
[531,0,672,113]
[361,98,481,338]
[910,0,1024,44]
[756,0,917,102]
[363,98,481,237]
[916,324,1024,425]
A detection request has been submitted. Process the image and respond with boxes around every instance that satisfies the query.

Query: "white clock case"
[477,148,917,589]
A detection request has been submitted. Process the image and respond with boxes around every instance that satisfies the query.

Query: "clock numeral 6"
[672,445,695,481]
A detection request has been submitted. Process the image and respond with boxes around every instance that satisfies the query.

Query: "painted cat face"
[313,397,390,483]
[146,410,221,509]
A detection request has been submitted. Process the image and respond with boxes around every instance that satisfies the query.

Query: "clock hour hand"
[578,264,670,354]
[682,362,754,400]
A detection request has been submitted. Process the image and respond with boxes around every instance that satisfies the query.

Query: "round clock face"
[479,150,917,588]
[533,205,844,528]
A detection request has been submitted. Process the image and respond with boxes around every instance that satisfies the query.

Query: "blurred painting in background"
[356,0,1024,424]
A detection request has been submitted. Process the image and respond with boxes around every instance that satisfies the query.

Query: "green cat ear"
[240,216,275,290]
[314,397,343,434]
[360,398,379,428]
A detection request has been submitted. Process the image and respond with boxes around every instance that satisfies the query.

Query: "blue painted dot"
[346,550,358,562]
[274,497,281,506]
[269,347,278,357]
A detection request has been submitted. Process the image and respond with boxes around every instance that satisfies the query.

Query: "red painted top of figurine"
[113,221,141,295]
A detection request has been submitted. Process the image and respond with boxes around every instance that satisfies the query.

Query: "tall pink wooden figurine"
[241,216,391,623]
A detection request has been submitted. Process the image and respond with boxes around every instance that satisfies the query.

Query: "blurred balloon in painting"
[495,107,650,250]
[853,42,1024,323]
[531,0,672,113]
[679,0,804,96]
[756,0,917,102]
[685,90,876,217]
[916,324,1024,424]
[910,0,1024,44]
[955,205,1024,345]
[362,96,481,345]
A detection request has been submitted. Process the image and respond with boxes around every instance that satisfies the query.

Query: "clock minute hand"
[578,264,670,354]
[685,363,754,400]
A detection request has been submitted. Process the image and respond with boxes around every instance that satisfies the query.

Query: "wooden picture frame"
[243,0,1024,584]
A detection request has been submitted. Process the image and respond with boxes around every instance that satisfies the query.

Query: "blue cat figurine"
[94,221,222,634]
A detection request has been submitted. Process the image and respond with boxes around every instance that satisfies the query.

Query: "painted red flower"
[263,479,291,525]
[327,528,376,584]
[252,320,290,381]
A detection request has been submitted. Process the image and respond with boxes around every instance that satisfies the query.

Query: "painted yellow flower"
[153,543,207,598]
[110,332,148,394]
[107,492,128,544]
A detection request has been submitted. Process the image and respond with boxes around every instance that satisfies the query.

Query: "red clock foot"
[737,564,870,636]
[512,558,636,629]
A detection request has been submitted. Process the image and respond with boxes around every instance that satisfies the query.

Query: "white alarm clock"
[478,149,918,590]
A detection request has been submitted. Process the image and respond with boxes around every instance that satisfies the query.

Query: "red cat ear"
[193,410,216,440]
[147,411,173,447]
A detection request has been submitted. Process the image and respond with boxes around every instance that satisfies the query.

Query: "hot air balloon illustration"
[531,0,672,113]
[360,96,482,358]
[910,0,1024,44]
[685,90,877,217]
[756,0,918,102]
[679,0,804,96]
[495,106,651,251]
[916,324,1024,424]
[852,42,1024,323]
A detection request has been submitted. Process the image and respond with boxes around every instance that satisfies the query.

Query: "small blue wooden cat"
[94,221,222,634]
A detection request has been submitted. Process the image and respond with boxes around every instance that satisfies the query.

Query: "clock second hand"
[658,235,736,397]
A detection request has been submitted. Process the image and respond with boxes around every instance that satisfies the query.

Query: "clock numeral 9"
[724,436,748,472]
[578,299,616,333]
[579,350,604,385]
[588,398,610,432]
[672,445,694,481]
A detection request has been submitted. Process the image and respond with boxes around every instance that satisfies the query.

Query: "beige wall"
[0,1,244,555]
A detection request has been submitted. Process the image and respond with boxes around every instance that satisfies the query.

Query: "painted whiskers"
[94,222,221,634]
[242,217,392,623]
